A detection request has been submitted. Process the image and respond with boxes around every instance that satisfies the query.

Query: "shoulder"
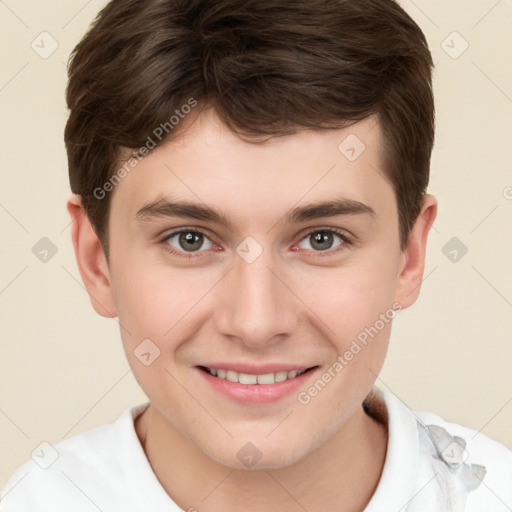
[415,408,512,511]
[416,408,512,466]
[0,403,150,512]
[367,387,512,511]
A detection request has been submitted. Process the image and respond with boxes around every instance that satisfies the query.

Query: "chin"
[200,435,316,472]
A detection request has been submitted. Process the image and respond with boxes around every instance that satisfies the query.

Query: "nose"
[214,249,299,349]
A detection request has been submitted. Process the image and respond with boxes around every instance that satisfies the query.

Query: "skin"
[67,109,437,512]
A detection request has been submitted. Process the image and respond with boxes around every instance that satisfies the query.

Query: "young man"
[1,0,511,510]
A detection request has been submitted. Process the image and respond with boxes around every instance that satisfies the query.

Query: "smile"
[200,366,308,385]
[197,364,319,404]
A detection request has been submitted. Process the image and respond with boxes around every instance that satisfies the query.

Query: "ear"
[66,194,117,318]
[394,194,438,309]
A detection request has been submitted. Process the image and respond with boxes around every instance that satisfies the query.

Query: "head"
[65,0,437,469]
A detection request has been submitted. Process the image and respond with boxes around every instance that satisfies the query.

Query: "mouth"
[198,365,316,384]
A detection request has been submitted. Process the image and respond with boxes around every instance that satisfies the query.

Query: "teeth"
[207,367,306,385]
[257,373,275,385]
[226,370,238,383]
[239,373,258,384]
[275,371,288,382]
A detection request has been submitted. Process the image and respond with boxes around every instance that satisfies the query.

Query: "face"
[103,110,413,469]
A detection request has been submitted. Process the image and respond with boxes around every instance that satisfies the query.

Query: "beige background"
[1,0,511,488]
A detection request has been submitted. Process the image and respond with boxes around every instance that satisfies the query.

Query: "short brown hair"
[65,0,434,259]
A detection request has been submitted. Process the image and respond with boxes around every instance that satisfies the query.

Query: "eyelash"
[158,227,352,260]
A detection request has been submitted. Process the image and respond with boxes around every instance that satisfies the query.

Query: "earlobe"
[394,194,438,309]
[66,194,117,318]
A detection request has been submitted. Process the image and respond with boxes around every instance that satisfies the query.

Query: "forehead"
[110,110,394,227]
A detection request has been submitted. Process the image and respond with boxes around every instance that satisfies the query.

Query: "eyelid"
[296,225,351,241]
[159,225,215,241]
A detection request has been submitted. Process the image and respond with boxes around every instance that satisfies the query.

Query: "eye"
[159,226,351,260]
[161,228,214,258]
[296,228,350,254]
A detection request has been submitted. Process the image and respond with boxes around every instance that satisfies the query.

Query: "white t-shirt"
[1,387,511,511]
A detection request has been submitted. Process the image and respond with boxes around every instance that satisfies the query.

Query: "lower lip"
[197,367,318,405]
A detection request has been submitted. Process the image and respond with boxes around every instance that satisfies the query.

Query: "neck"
[135,402,388,512]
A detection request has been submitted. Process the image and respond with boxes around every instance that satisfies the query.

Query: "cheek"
[111,263,201,408]
[113,258,201,333]
[301,254,399,344]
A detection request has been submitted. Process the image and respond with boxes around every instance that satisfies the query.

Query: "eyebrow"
[135,196,376,228]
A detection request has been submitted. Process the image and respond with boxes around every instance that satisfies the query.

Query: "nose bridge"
[217,246,297,347]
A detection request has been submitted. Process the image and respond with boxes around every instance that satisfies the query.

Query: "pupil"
[179,232,203,251]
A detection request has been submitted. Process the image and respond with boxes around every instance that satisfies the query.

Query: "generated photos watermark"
[297,301,403,405]
[93,97,198,200]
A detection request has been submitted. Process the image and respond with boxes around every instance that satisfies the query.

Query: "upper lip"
[197,363,317,374]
